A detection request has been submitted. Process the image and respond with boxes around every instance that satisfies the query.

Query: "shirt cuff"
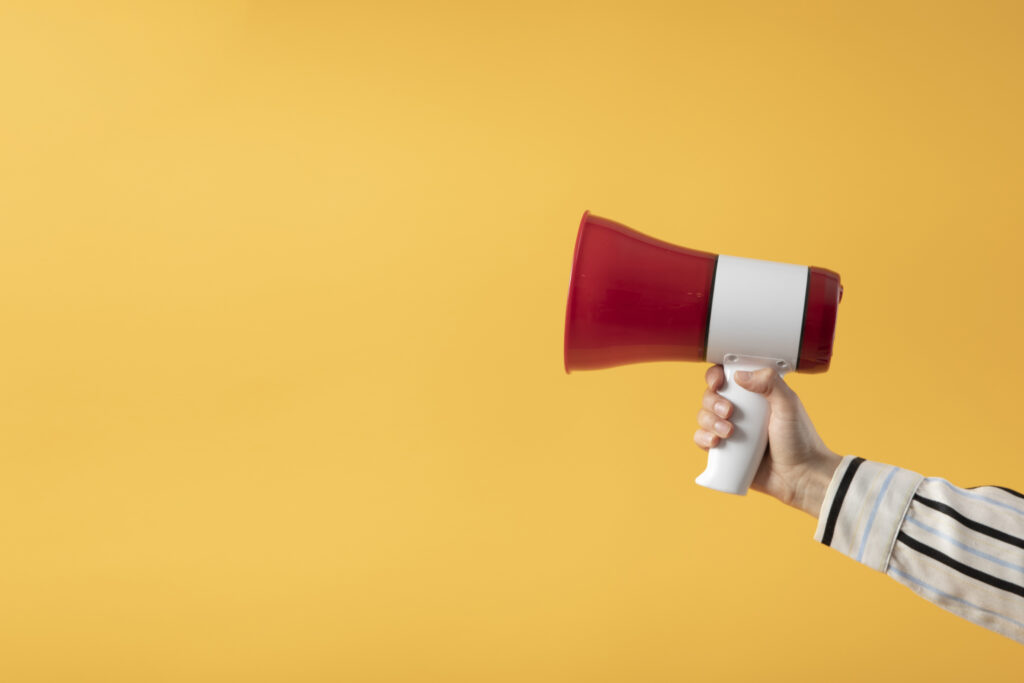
[813,456,924,573]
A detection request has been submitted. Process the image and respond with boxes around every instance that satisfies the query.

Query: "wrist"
[791,449,842,517]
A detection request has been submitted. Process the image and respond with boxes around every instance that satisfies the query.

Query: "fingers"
[733,367,794,399]
[702,388,732,419]
[733,367,778,395]
[695,364,733,451]
[693,407,733,451]
[697,408,733,438]
[693,428,718,450]
[732,367,799,418]
[705,364,725,392]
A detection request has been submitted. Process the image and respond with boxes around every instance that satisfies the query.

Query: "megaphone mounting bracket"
[721,353,793,375]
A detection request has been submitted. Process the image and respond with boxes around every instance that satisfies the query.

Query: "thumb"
[733,367,797,417]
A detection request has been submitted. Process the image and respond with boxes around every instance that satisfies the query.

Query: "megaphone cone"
[564,211,718,372]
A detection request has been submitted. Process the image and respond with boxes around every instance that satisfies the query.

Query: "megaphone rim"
[563,210,591,374]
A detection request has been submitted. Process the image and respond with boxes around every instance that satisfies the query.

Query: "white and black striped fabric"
[814,456,1024,644]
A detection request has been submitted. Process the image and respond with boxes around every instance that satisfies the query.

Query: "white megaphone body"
[564,212,842,495]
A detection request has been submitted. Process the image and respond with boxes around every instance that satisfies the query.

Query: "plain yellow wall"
[1,1,1022,680]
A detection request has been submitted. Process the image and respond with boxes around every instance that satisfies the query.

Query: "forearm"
[790,450,843,517]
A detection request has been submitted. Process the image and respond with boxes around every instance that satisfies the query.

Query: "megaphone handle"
[695,357,788,495]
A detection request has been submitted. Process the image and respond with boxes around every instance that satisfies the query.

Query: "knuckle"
[705,392,730,417]
[703,390,721,409]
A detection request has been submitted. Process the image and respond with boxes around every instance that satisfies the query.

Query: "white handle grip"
[695,357,788,495]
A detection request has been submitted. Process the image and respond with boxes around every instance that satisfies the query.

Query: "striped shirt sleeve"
[814,456,1024,644]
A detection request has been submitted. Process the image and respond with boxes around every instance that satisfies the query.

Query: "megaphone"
[564,212,842,495]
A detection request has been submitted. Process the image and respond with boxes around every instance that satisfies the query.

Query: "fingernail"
[700,432,715,447]
[734,371,751,382]
[714,421,731,437]
[713,401,729,418]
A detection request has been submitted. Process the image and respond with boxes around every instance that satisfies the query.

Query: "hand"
[693,365,842,516]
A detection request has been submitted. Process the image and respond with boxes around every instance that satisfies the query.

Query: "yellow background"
[1,1,1022,680]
